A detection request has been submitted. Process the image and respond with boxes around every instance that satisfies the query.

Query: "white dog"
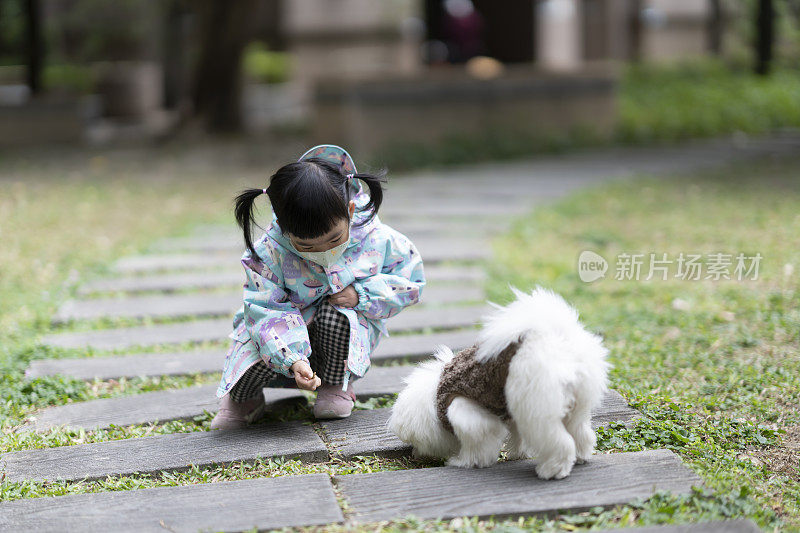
[388,286,610,479]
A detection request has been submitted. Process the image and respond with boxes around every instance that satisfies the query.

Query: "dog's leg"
[564,403,596,464]
[446,397,507,468]
[506,361,576,480]
[504,420,533,460]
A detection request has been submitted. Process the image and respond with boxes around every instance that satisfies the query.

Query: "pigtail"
[233,188,266,261]
[352,170,387,227]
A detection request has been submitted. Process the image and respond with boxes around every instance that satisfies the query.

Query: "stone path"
[336,450,699,523]
[25,365,414,432]
[53,284,484,324]
[113,238,488,274]
[12,137,800,529]
[76,263,485,296]
[41,304,490,351]
[3,393,638,483]
[27,329,480,381]
[0,474,344,532]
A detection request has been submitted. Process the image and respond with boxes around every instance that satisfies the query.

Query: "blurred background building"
[0,0,795,156]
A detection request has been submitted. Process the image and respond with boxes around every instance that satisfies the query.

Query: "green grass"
[2,144,799,529]
[482,155,800,530]
[0,157,249,427]
[619,60,800,143]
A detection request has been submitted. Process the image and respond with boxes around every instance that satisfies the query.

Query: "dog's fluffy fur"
[388,286,610,479]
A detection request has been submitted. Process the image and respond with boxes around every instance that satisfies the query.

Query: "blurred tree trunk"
[192,0,258,132]
[628,0,643,62]
[708,0,722,55]
[755,0,775,75]
[25,0,42,95]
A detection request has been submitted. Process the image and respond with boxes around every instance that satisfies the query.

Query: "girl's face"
[288,201,354,253]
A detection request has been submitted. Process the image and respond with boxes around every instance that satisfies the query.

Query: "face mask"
[292,238,349,269]
[290,220,351,269]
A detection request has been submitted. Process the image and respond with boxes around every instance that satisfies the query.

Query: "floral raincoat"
[216,179,425,398]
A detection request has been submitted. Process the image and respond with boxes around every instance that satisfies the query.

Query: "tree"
[191,0,259,132]
[24,0,42,95]
[755,0,775,75]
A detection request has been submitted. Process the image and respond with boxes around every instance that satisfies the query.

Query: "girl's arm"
[351,229,426,320]
[240,243,311,378]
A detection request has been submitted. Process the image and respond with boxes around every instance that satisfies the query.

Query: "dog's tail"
[476,285,610,409]
[475,285,588,363]
[388,345,459,459]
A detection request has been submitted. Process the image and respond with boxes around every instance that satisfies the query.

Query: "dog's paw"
[535,458,574,480]
[447,455,497,469]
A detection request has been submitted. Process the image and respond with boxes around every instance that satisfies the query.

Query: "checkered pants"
[228,299,351,402]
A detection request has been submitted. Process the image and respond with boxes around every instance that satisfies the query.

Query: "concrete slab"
[0,474,343,532]
[1,421,327,483]
[41,305,489,351]
[336,449,701,523]
[25,366,412,432]
[77,264,485,296]
[54,285,484,324]
[114,239,488,274]
[27,329,478,381]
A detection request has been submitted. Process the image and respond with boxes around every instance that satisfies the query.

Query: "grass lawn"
[1,148,799,531]
[484,155,800,530]
[0,152,800,531]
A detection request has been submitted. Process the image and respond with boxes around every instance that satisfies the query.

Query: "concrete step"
[114,238,489,274]
[77,264,486,296]
[2,420,327,483]
[40,305,490,352]
[336,449,701,523]
[53,285,484,324]
[25,365,413,432]
[27,329,479,381]
[4,391,636,484]
[0,474,343,532]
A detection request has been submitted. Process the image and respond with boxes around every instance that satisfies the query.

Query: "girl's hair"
[233,157,387,261]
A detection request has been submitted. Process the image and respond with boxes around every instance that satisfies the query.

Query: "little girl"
[211,144,425,429]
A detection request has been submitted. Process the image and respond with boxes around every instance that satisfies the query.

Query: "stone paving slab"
[382,203,528,218]
[595,520,761,533]
[41,305,489,351]
[77,264,485,296]
[336,449,701,523]
[1,420,327,483]
[0,474,343,532]
[54,285,484,324]
[1,390,637,485]
[114,239,489,274]
[27,329,478,381]
[152,221,507,253]
[320,390,640,459]
[25,365,412,432]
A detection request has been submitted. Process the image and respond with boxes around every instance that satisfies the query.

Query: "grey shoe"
[210,394,266,430]
[313,383,356,419]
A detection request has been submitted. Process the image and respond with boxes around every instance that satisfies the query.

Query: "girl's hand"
[328,285,358,308]
[291,360,321,391]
